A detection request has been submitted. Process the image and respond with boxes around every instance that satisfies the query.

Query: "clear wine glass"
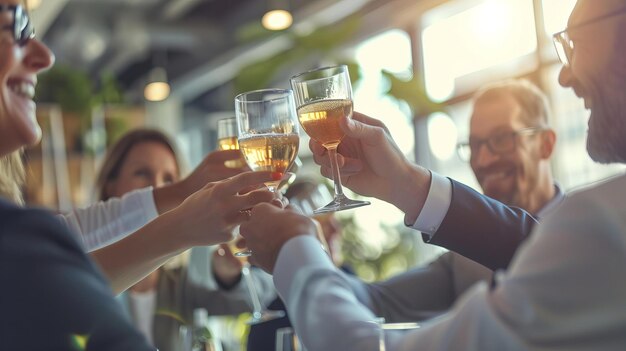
[275,327,306,351]
[234,89,300,256]
[235,89,300,193]
[290,65,370,214]
[216,117,246,168]
[225,235,285,325]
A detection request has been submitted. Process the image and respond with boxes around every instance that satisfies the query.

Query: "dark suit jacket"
[426,179,539,271]
[0,199,153,351]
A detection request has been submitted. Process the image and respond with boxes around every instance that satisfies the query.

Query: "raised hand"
[310,112,430,217]
[239,203,318,273]
[169,171,276,247]
[154,150,248,213]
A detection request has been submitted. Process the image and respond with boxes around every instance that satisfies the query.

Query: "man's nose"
[558,65,573,88]
[472,143,500,168]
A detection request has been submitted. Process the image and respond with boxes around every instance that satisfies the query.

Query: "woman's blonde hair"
[0,151,25,205]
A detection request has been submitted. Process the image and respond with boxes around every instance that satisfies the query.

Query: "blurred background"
[25,0,625,337]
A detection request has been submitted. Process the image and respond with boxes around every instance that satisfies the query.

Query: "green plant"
[233,16,363,95]
[35,65,124,119]
[381,70,445,117]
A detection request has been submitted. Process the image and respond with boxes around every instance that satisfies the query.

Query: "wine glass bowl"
[216,117,246,168]
[235,89,300,193]
[290,65,370,214]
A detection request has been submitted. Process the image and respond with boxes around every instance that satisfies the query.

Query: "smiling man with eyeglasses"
[458,79,558,215]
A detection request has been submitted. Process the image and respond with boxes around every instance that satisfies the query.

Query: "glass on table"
[275,327,306,351]
[290,65,370,214]
[375,317,420,351]
[216,117,246,168]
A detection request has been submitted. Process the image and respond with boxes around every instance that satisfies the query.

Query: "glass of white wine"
[234,89,300,256]
[235,89,300,193]
[216,117,246,168]
[290,65,370,214]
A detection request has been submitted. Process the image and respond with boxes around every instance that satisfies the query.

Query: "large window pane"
[542,0,577,35]
[422,0,537,101]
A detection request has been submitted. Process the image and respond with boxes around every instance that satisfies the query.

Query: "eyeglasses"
[456,127,544,162]
[553,7,626,66]
[0,5,35,47]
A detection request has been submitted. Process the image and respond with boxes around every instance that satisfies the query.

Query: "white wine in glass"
[291,65,370,213]
[216,117,246,168]
[238,133,299,192]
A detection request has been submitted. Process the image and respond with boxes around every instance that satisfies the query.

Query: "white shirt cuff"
[273,235,334,303]
[141,187,159,221]
[411,172,452,239]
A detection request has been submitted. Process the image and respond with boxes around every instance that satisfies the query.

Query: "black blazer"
[426,180,538,271]
[0,199,153,351]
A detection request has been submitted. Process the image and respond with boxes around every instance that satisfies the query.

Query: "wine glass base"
[235,250,252,257]
[314,197,370,214]
[246,310,286,325]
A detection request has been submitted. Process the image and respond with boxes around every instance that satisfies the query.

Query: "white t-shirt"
[128,289,157,345]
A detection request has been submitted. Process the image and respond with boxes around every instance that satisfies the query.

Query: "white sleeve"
[58,187,159,252]
[273,185,626,351]
[411,172,452,238]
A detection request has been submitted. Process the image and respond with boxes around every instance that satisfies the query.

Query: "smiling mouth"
[8,80,36,100]
[480,170,513,185]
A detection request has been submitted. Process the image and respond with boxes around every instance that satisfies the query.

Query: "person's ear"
[539,129,557,159]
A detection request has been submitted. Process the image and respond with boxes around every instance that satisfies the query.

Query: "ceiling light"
[262,0,293,31]
[144,67,170,102]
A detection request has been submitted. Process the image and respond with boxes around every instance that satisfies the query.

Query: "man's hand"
[310,112,431,222]
[239,203,318,273]
[155,150,247,213]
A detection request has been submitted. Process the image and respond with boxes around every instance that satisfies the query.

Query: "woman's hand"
[169,171,276,247]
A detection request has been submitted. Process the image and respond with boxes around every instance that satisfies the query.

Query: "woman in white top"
[96,129,271,350]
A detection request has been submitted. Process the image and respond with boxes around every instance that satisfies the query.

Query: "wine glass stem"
[327,147,346,198]
[242,263,263,318]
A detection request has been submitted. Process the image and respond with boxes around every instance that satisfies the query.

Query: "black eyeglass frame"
[456,127,545,162]
[0,4,35,47]
[552,7,626,66]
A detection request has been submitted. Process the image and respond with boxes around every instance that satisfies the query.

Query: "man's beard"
[586,89,626,164]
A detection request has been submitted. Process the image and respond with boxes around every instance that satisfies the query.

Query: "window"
[422,0,537,101]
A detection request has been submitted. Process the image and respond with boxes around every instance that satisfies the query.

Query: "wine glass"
[375,317,420,351]
[290,65,370,214]
[235,89,300,193]
[234,89,300,257]
[276,327,306,351]
[216,117,246,168]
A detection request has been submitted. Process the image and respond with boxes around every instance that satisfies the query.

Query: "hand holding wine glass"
[290,65,370,213]
[308,111,432,224]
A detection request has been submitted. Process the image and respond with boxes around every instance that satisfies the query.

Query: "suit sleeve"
[344,253,456,322]
[427,179,538,271]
